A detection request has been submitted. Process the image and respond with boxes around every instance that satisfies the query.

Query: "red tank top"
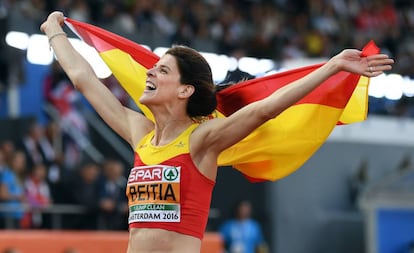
[126,123,215,240]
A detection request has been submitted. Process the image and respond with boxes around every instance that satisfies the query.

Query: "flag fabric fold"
[64,18,378,182]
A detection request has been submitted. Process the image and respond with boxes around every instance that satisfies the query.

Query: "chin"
[139,95,149,104]
[139,95,156,107]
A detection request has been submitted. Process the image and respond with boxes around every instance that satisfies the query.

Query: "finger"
[369,58,395,67]
[365,64,394,76]
[363,69,382,78]
[370,71,384,77]
[368,64,393,73]
[366,54,392,61]
[366,57,394,77]
[364,63,391,77]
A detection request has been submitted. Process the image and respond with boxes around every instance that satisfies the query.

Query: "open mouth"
[145,81,156,91]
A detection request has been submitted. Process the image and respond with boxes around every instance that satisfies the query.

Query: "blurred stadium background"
[1,0,414,252]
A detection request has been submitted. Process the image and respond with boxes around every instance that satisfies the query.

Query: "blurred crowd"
[0,0,413,115]
[2,0,413,66]
[0,119,128,230]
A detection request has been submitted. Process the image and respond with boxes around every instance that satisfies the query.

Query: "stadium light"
[200,52,229,82]
[238,57,260,76]
[384,74,404,100]
[369,73,414,100]
[402,76,414,97]
[153,47,168,57]
[67,38,112,79]
[26,34,54,65]
[5,31,30,50]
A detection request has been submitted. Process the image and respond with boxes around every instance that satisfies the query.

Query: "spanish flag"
[64,18,378,182]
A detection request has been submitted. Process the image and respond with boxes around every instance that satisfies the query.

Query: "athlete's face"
[139,54,183,105]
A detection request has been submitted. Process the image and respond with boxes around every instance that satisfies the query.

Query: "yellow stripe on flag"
[219,104,342,180]
[339,76,369,124]
[100,49,154,121]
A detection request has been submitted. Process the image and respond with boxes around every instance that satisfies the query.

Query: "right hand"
[330,49,394,77]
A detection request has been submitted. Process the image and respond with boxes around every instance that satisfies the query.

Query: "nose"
[147,67,155,77]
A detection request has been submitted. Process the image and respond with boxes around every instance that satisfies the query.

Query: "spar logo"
[128,165,180,183]
[164,167,179,181]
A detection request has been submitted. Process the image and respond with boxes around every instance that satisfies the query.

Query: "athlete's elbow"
[260,106,284,121]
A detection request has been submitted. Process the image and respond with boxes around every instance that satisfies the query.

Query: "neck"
[152,116,194,146]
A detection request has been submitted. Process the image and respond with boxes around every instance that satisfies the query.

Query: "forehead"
[157,54,179,71]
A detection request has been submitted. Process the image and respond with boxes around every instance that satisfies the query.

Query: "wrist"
[48,32,67,44]
[46,28,65,37]
[324,57,340,75]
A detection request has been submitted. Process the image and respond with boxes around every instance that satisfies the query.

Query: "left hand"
[40,11,65,35]
[331,49,394,77]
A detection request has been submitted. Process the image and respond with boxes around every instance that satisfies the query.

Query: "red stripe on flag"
[361,40,380,57]
[65,18,159,69]
[216,64,360,116]
[217,43,379,117]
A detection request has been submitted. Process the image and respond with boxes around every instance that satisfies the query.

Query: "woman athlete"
[40,11,393,253]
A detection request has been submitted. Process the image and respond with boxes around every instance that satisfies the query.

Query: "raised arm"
[198,49,394,154]
[40,12,153,148]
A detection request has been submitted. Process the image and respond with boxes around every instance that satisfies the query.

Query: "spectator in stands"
[23,163,52,229]
[0,140,16,168]
[98,159,128,230]
[42,121,65,202]
[17,119,57,174]
[66,162,101,230]
[0,148,7,175]
[17,120,44,170]
[219,200,268,253]
[0,150,27,229]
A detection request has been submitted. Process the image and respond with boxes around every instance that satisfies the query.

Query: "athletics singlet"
[126,123,215,240]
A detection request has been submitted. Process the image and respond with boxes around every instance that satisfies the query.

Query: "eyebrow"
[155,64,172,71]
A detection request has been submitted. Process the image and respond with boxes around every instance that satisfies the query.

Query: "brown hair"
[165,46,217,118]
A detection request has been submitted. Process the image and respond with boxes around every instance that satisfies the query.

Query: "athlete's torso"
[126,123,215,251]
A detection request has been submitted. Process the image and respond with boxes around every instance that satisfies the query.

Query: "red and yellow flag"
[64,18,378,182]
